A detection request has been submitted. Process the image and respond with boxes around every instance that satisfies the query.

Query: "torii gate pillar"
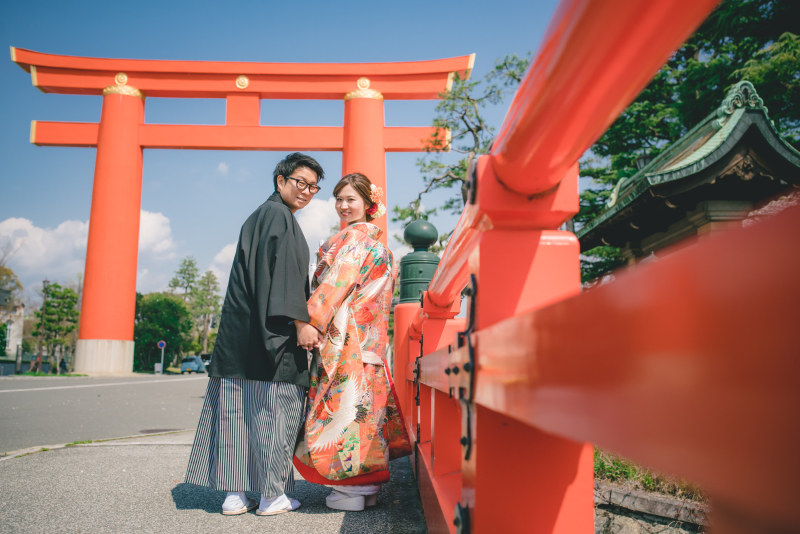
[342,80,387,236]
[77,86,145,374]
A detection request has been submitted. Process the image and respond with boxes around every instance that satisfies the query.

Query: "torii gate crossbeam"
[11,47,473,375]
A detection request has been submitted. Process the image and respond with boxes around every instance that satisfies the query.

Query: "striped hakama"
[185,377,306,497]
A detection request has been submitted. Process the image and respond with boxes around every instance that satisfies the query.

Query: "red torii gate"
[11,47,473,374]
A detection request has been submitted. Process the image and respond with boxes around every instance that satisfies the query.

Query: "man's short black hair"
[272,153,325,191]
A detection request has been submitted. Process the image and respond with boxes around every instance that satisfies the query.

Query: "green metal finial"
[404,219,438,251]
[398,219,440,304]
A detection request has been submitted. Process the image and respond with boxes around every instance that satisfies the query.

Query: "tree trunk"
[202,314,210,353]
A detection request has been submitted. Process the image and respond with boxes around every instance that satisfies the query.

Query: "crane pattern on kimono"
[309,373,363,453]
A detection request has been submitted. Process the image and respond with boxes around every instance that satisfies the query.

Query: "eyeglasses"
[285,176,321,194]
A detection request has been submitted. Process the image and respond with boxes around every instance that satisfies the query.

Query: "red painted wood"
[473,407,594,533]
[383,127,442,152]
[416,441,459,534]
[79,92,143,341]
[30,121,442,152]
[470,205,800,531]
[419,384,432,444]
[341,97,388,244]
[426,156,578,310]
[138,124,343,151]
[13,47,473,76]
[431,390,461,478]
[225,93,260,126]
[12,48,473,99]
[31,121,98,147]
[393,303,419,444]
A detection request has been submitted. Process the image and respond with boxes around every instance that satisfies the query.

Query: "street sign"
[157,341,166,374]
[154,363,162,374]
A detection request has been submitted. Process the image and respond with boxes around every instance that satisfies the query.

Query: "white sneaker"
[256,493,301,516]
[221,492,258,515]
[326,489,365,511]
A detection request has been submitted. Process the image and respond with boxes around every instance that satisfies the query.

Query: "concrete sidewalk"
[0,430,427,533]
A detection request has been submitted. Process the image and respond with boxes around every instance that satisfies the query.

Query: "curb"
[594,481,710,526]
[0,429,193,462]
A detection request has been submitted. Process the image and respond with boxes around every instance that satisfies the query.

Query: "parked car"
[180,356,206,374]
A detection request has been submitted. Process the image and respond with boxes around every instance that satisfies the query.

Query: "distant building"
[1,304,25,357]
[578,82,800,267]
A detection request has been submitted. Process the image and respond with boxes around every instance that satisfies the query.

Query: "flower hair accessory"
[366,184,386,219]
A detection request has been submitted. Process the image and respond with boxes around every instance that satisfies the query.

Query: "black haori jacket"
[208,191,311,387]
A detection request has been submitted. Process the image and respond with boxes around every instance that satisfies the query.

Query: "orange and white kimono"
[294,222,411,482]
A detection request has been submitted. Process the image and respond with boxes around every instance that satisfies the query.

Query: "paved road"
[0,375,208,453]
[0,434,427,533]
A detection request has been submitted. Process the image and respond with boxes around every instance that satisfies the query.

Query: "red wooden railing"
[393,0,800,532]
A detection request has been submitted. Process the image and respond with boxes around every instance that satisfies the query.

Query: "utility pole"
[36,279,50,374]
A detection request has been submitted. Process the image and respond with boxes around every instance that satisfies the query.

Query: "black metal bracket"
[457,274,477,347]
[455,274,477,403]
[414,356,421,407]
[413,333,422,446]
[466,158,479,205]
[459,398,473,461]
[454,502,471,534]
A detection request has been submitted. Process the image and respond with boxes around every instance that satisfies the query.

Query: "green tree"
[31,283,79,374]
[0,323,7,358]
[578,0,798,282]
[0,240,23,309]
[133,292,193,372]
[168,257,199,302]
[192,270,221,354]
[393,54,531,253]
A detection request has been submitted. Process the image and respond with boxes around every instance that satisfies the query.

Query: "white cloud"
[296,197,340,253]
[0,210,177,295]
[209,242,237,289]
[138,211,176,256]
[0,218,88,285]
[217,162,229,176]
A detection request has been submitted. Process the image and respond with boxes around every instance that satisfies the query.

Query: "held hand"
[295,320,322,350]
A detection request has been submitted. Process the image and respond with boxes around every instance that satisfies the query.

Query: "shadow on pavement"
[171,483,224,513]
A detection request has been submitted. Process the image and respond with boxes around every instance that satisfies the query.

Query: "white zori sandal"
[326,485,381,511]
[256,494,301,516]
[221,492,258,515]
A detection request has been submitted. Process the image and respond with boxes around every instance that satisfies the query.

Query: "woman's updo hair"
[333,173,376,222]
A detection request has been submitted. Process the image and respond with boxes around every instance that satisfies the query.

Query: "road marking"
[0,376,207,394]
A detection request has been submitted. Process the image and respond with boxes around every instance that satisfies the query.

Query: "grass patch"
[65,440,92,447]
[17,447,50,458]
[594,448,707,503]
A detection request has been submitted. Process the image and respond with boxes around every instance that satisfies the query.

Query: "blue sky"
[0,0,562,299]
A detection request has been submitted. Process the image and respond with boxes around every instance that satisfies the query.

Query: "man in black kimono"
[185,152,325,516]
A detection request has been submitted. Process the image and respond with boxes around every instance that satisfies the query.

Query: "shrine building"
[578,81,800,266]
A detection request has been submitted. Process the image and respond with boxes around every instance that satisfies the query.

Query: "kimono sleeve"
[264,214,311,323]
[307,242,384,333]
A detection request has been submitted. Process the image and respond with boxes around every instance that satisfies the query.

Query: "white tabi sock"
[259,493,299,513]
[222,491,248,511]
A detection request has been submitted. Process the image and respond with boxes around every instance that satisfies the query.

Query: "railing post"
[394,302,419,452]
[395,219,440,473]
[460,155,594,533]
